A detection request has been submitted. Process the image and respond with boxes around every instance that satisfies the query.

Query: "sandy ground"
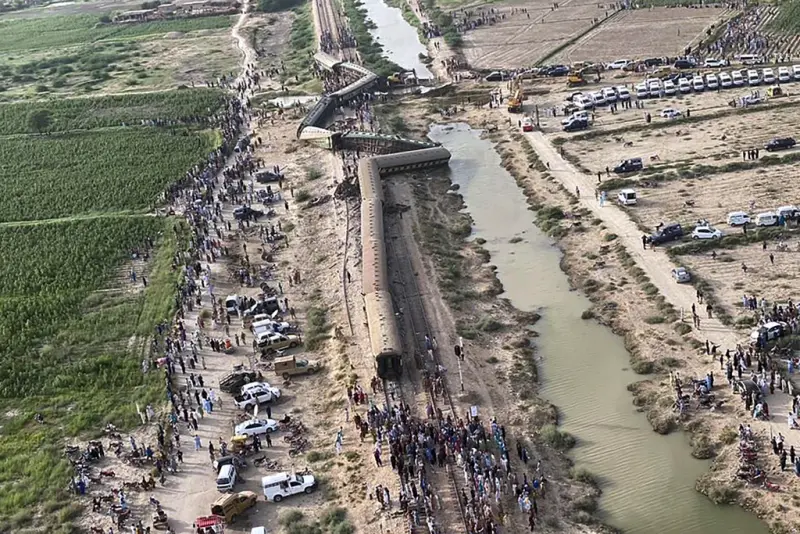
[461,0,611,69]
[551,7,730,65]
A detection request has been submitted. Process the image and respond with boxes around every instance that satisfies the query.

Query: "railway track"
[315,0,358,62]
[382,184,469,534]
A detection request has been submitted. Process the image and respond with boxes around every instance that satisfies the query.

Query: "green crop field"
[0,128,217,222]
[0,88,228,133]
[0,14,235,52]
[770,0,800,33]
[0,216,184,530]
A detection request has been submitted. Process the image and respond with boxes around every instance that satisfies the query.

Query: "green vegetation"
[0,89,226,133]
[0,128,216,222]
[257,0,304,11]
[421,0,462,49]
[342,0,402,76]
[0,216,181,527]
[540,424,576,450]
[281,4,316,86]
[305,306,331,351]
[278,507,354,534]
[0,14,235,52]
[770,0,800,33]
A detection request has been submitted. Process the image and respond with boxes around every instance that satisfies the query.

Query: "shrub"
[295,189,311,202]
[540,424,576,450]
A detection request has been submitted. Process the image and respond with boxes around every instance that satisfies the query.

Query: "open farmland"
[461,0,610,68]
[551,7,728,64]
[0,127,217,222]
[0,216,181,530]
[0,14,235,52]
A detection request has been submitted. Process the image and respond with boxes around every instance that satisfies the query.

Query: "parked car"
[607,59,631,70]
[636,84,649,98]
[210,492,258,523]
[704,58,725,68]
[616,86,632,100]
[563,118,589,132]
[661,107,682,119]
[602,87,618,102]
[521,118,534,132]
[614,157,643,174]
[691,225,723,239]
[794,64,800,81]
[755,211,779,227]
[484,71,508,82]
[749,321,789,344]
[590,91,606,105]
[262,472,317,502]
[762,68,776,83]
[765,137,796,152]
[671,267,691,283]
[674,59,695,69]
[719,71,733,88]
[732,70,745,86]
[650,223,683,245]
[705,73,719,89]
[214,455,247,474]
[216,464,240,493]
[234,418,279,437]
[233,384,281,410]
[274,355,321,379]
[561,111,589,125]
[691,76,705,91]
[648,81,662,98]
[747,69,761,85]
[617,188,637,206]
[775,205,800,221]
[779,66,792,82]
[546,65,570,76]
[727,211,751,226]
[663,80,677,96]
[678,78,692,94]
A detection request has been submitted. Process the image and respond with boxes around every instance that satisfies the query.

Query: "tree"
[27,109,52,135]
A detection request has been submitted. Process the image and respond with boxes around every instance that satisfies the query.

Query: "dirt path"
[520,126,793,439]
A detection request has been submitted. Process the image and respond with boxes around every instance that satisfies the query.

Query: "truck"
[258,333,301,353]
[274,355,321,379]
[233,384,281,410]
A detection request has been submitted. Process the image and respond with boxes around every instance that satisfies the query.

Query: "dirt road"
[521,128,793,436]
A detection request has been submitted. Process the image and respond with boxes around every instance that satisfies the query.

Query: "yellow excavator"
[566,65,602,87]
[507,76,524,113]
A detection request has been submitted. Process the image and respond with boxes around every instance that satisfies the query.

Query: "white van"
[738,54,763,65]
[794,65,800,81]
[636,84,649,98]
[616,86,631,101]
[719,72,733,88]
[678,78,692,93]
[732,70,745,86]
[755,212,779,227]
[262,472,317,502]
[648,80,662,98]
[779,66,791,82]
[217,464,238,492]
[727,211,751,226]
[617,188,637,206]
[705,73,719,89]
[692,76,705,91]
[602,87,618,102]
[225,295,241,316]
[762,68,776,84]
[747,69,761,85]
[663,80,677,95]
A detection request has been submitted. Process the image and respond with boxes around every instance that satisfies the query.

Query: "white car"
[678,78,692,93]
[747,69,761,85]
[692,225,723,240]
[663,80,677,95]
[762,68,776,83]
[648,81,662,98]
[616,86,631,100]
[719,72,733,88]
[262,472,317,502]
[749,321,788,344]
[590,91,606,105]
[727,211,751,226]
[241,381,282,398]
[704,58,725,68]
[661,107,682,119]
[235,418,279,437]
[732,70,745,86]
[692,76,705,91]
[575,96,595,110]
[602,87,618,102]
[561,111,589,125]
[607,59,630,70]
[705,74,719,89]
[636,84,649,98]
[779,66,792,82]
[794,65,800,81]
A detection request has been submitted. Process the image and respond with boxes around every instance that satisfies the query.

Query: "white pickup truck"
[233,384,281,410]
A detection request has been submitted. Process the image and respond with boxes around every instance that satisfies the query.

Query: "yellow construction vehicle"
[566,65,601,87]
[507,76,524,113]
[567,73,587,87]
[767,85,787,98]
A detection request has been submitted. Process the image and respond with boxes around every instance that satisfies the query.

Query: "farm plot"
[0,215,178,529]
[0,14,234,53]
[461,0,610,69]
[564,104,800,170]
[617,165,800,234]
[0,128,217,222]
[551,7,728,64]
[0,88,227,133]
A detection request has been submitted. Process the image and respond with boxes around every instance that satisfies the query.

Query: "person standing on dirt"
[641,235,648,250]
[706,304,713,319]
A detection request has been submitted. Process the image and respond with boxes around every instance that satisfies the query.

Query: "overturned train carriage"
[365,291,403,380]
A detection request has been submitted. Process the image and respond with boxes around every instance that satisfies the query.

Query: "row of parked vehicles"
[635,66,800,98]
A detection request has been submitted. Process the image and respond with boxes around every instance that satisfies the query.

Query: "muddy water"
[427,123,767,534]
[358,0,433,79]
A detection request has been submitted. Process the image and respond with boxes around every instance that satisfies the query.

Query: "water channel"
[358,0,433,79]
[427,123,768,534]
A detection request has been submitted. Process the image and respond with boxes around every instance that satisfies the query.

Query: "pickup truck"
[234,385,280,410]
[258,333,300,352]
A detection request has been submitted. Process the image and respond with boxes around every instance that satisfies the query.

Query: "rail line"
[382,184,469,534]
